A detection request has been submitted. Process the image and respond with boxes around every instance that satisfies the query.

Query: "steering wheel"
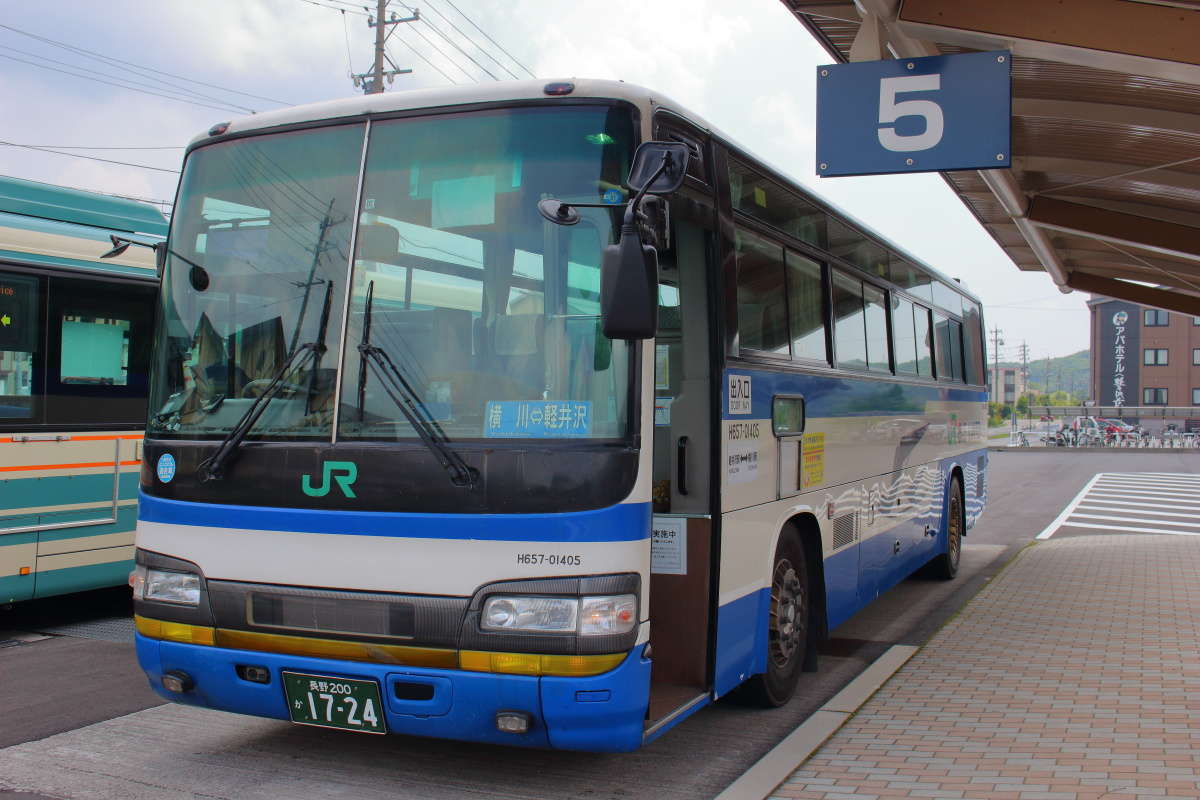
[240,379,307,399]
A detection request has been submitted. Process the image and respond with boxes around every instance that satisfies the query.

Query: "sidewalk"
[768,534,1200,800]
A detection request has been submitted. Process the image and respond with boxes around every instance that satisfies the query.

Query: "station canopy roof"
[784,0,1200,315]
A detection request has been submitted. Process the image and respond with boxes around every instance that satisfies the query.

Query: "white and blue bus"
[132,79,987,751]
[0,176,164,605]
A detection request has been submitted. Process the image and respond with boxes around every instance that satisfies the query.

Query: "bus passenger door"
[646,200,715,730]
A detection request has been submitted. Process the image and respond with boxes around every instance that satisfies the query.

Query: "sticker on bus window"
[654,397,673,426]
[484,401,592,438]
[156,453,176,483]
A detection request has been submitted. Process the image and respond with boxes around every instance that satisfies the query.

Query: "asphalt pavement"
[1,450,1192,799]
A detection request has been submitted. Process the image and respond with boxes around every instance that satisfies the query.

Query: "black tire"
[930,475,964,580]
[738,531,810,708]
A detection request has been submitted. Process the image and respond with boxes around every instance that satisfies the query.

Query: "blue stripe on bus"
[34,559,134,600]
[138,491,652,542]
[0,472,140,512]
[722,368,987,420]
[0,573,35,604]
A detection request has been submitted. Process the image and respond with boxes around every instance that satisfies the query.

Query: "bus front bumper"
[134,632,651,752]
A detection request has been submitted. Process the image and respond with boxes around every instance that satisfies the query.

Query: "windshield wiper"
[356,281,478,488]
[196,281,334,483]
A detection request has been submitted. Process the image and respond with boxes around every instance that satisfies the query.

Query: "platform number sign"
[816,50,1011,177]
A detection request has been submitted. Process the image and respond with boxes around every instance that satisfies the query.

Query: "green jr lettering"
[302,461,358,498]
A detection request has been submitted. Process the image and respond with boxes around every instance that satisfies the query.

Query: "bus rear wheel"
[740,532,809,708]
[930,475,964,580]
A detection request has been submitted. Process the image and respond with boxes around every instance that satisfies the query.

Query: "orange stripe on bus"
[0,459,142,472]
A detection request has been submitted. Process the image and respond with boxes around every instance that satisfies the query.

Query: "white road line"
[1036,473,1102,540]
[1067,512,1200,529]
[1092,484,1200,496]
[1086,491,1200,504]
[1101,472,1200,480]
[1076,498,1200,511]
[1059,521,1200,536]
[1076,503,1200,519]
[1095,477,1200,487]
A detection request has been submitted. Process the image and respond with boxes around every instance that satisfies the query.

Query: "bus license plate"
[282,672,387,734]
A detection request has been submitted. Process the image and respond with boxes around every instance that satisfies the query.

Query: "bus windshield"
[149,104,636,442]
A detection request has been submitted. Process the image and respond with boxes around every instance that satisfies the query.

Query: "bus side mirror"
[601,230,658,340]
[600,142,689,341]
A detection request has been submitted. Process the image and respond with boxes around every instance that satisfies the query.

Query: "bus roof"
[0,175,168,237]
[193,78,979,307]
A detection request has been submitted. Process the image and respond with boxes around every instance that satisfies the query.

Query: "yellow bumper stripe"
[134,615,627,677]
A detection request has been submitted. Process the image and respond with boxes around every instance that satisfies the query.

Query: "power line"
[386,41,457,85]
[5,144,182,150]
[393,1,500,81]
[435,0,535,78]
[0,22,291,106]
[403,16,479,82]
[47,182,174,209]
[0,44,257,113]
[419,0,519,79]
[0,52,249,114]
[0,141,180,173]
[296,0,368,16]
[341,8,356,77]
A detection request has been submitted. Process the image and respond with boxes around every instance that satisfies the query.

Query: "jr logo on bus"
[301,461,358,498]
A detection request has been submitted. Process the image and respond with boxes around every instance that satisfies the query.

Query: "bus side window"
[785,251,827,364]
[0,270,41,422]
[734,228,789,356]
[46,277,156,427]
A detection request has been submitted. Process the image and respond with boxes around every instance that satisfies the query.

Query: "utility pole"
[990,326,1007,427]
[352,0,418,94]
[1018,341,1029,424]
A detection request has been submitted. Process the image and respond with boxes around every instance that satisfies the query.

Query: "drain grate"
[35,616,135,643]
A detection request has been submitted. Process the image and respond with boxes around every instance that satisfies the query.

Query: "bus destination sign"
[0,272,37,352]
[815,50,1011,177]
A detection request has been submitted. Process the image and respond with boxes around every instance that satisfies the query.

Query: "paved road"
[2,450,1189,800]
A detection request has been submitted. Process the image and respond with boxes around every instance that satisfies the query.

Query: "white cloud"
[0,0,1090,356]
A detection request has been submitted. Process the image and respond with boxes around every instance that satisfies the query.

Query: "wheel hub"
[769,560,805,668]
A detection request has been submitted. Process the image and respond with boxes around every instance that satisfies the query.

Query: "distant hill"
[993,349,1089,398]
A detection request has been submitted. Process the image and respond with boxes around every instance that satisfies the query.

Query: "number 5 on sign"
[814,49,1010,177]
[878,75,943,152]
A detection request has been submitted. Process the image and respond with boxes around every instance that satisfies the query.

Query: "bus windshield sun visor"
[356,281,478,489]
[195,281,335,482]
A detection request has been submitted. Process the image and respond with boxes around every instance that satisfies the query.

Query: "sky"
[0,0,1089,360]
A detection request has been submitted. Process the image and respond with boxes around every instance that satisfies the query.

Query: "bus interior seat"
[370,308,473,380]
[355,223,401,264]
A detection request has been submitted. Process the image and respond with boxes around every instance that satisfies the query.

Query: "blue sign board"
[484,400,592,438]
[815,50,1011,177]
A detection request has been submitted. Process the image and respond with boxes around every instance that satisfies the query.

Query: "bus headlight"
[482,596,579,632]
[579,594,637,636]
[142,568,203,606]
[480,594,638,636]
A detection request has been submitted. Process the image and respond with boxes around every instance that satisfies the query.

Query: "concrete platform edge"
[712,644,918,800]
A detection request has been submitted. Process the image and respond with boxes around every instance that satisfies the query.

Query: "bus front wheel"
[740,531,809,707]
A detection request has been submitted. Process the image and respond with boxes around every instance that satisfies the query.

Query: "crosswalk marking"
[1077,504,1200,519]
[1038,472,1200,540]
